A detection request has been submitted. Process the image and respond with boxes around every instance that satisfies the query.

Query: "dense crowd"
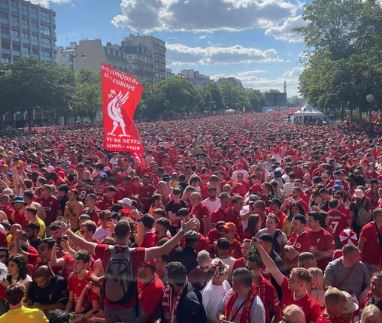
[0,112,381,323]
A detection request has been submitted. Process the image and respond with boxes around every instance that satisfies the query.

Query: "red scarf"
[225,286,258,323]
[162,282,188,323]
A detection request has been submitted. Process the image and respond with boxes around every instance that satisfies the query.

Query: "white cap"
[118,198,132,207]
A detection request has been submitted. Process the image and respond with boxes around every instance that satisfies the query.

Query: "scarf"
[162,282,188,323]
[225,286,257,323]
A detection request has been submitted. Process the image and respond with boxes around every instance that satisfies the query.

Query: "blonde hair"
[282,304,305,323]
[309,267,325,290]
[360,305,382,323]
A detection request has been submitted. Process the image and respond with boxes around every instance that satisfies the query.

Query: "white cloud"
[212,66,303,96]
[112,0,299,32]
[29,0,72,7]
[167,43,281,67]
[265,15,306,42]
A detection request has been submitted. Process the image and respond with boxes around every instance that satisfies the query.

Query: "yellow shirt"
[35,217,46,238]
[0,306,48,323]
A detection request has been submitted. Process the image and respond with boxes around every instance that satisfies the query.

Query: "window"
[31,22,38,31]
[10,2,18,13]
[11,16,19,27]
[21,4,29,15]
[31,8,38,18]
[0,16,9,25]
[2,57,10,64]
[41,49,51,58]
[22,32,29,41]
[22,19,29,30]
[40,24,50,36]
[22,47,30,54]
[11,29,19,41]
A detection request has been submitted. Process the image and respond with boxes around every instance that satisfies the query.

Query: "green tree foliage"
[297,0,382,120]
[74,69,102,122]
[217,78,250,112]
[0,58,73,124]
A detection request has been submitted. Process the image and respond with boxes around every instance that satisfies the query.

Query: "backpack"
[104,245,136,306]
[355,201,371,228]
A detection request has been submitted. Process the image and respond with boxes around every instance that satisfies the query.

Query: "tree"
[246,89,265,112]
[297,0,382,120]
[73,70,101,122]
[0,59,73,126]
[217,79,249,111]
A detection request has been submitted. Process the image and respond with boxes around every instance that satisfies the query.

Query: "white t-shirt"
[12,274,32,287]
[202,280,231,323]
[202,198,221,216]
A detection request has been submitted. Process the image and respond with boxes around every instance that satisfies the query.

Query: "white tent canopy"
[292,104,325,125]
[294,104,325,117]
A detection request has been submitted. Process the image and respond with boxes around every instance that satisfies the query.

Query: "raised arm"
[254,238,284,286]
[145,218,198,261]
[62,223,97,255]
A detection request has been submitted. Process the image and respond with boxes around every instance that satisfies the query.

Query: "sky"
[31,0,308,96]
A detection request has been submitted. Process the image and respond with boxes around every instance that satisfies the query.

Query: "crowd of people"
[0,111,380,323]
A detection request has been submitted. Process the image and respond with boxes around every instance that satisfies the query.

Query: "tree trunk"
[341,104,345,121]
[350,106,354,122]
[358,108,362,122]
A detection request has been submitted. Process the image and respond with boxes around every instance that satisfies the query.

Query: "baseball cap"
[118,198,132,207]
[341,291,359,313]
[13,196,25,204]
[2,188,14,196]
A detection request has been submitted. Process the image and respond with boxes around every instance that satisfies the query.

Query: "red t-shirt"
[191,203,209,235]
[137,276,164,322]
[307,228,335,270]
[287,231,310,266]
[232,257,246,271]
[68,271,98,307]
[142,231,157,248]
[280,276,321,323]
[360,221,382,266]
[255,275,280,323]
[94,244,145,309]
[36,196,60,225]
[326,209,350,236]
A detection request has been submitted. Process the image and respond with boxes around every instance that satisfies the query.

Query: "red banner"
[101,64,144,164]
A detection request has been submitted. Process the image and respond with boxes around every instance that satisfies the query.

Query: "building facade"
[0,0,56,64]
[56,34,166,85]
[180,69,212,87]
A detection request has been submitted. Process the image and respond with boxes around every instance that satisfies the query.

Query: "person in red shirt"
[307,212,335,271]
[135,214,157,248]
[10,196,28,228]
[63,217,198,322]
[232,239,251,271]
[255,238,321,323]
[96,186,117,211]
[190,192,209,235]
[36,184,60,226]
[138,175,156,213]
[223,222,242,259]
[359,208,382,276]
[137,260,165,323]
[0,194,15,221]
[316,287,347,323]
[267,198,286,230]
[210,192,233,228]
[326,199,351,248]
[247,255,281,323]
[65,250,99,321]
[284,214,310,269]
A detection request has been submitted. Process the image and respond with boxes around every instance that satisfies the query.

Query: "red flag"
[101,64,144,165]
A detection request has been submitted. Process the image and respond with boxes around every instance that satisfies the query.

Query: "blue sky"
[33,0,308,96]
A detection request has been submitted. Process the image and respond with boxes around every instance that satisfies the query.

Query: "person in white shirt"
[202,186,221,216]
[256,214,287,256]
[202,259,231,323]
[283,172,297,196]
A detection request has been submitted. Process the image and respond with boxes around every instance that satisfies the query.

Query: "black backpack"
[104,246,137,305]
